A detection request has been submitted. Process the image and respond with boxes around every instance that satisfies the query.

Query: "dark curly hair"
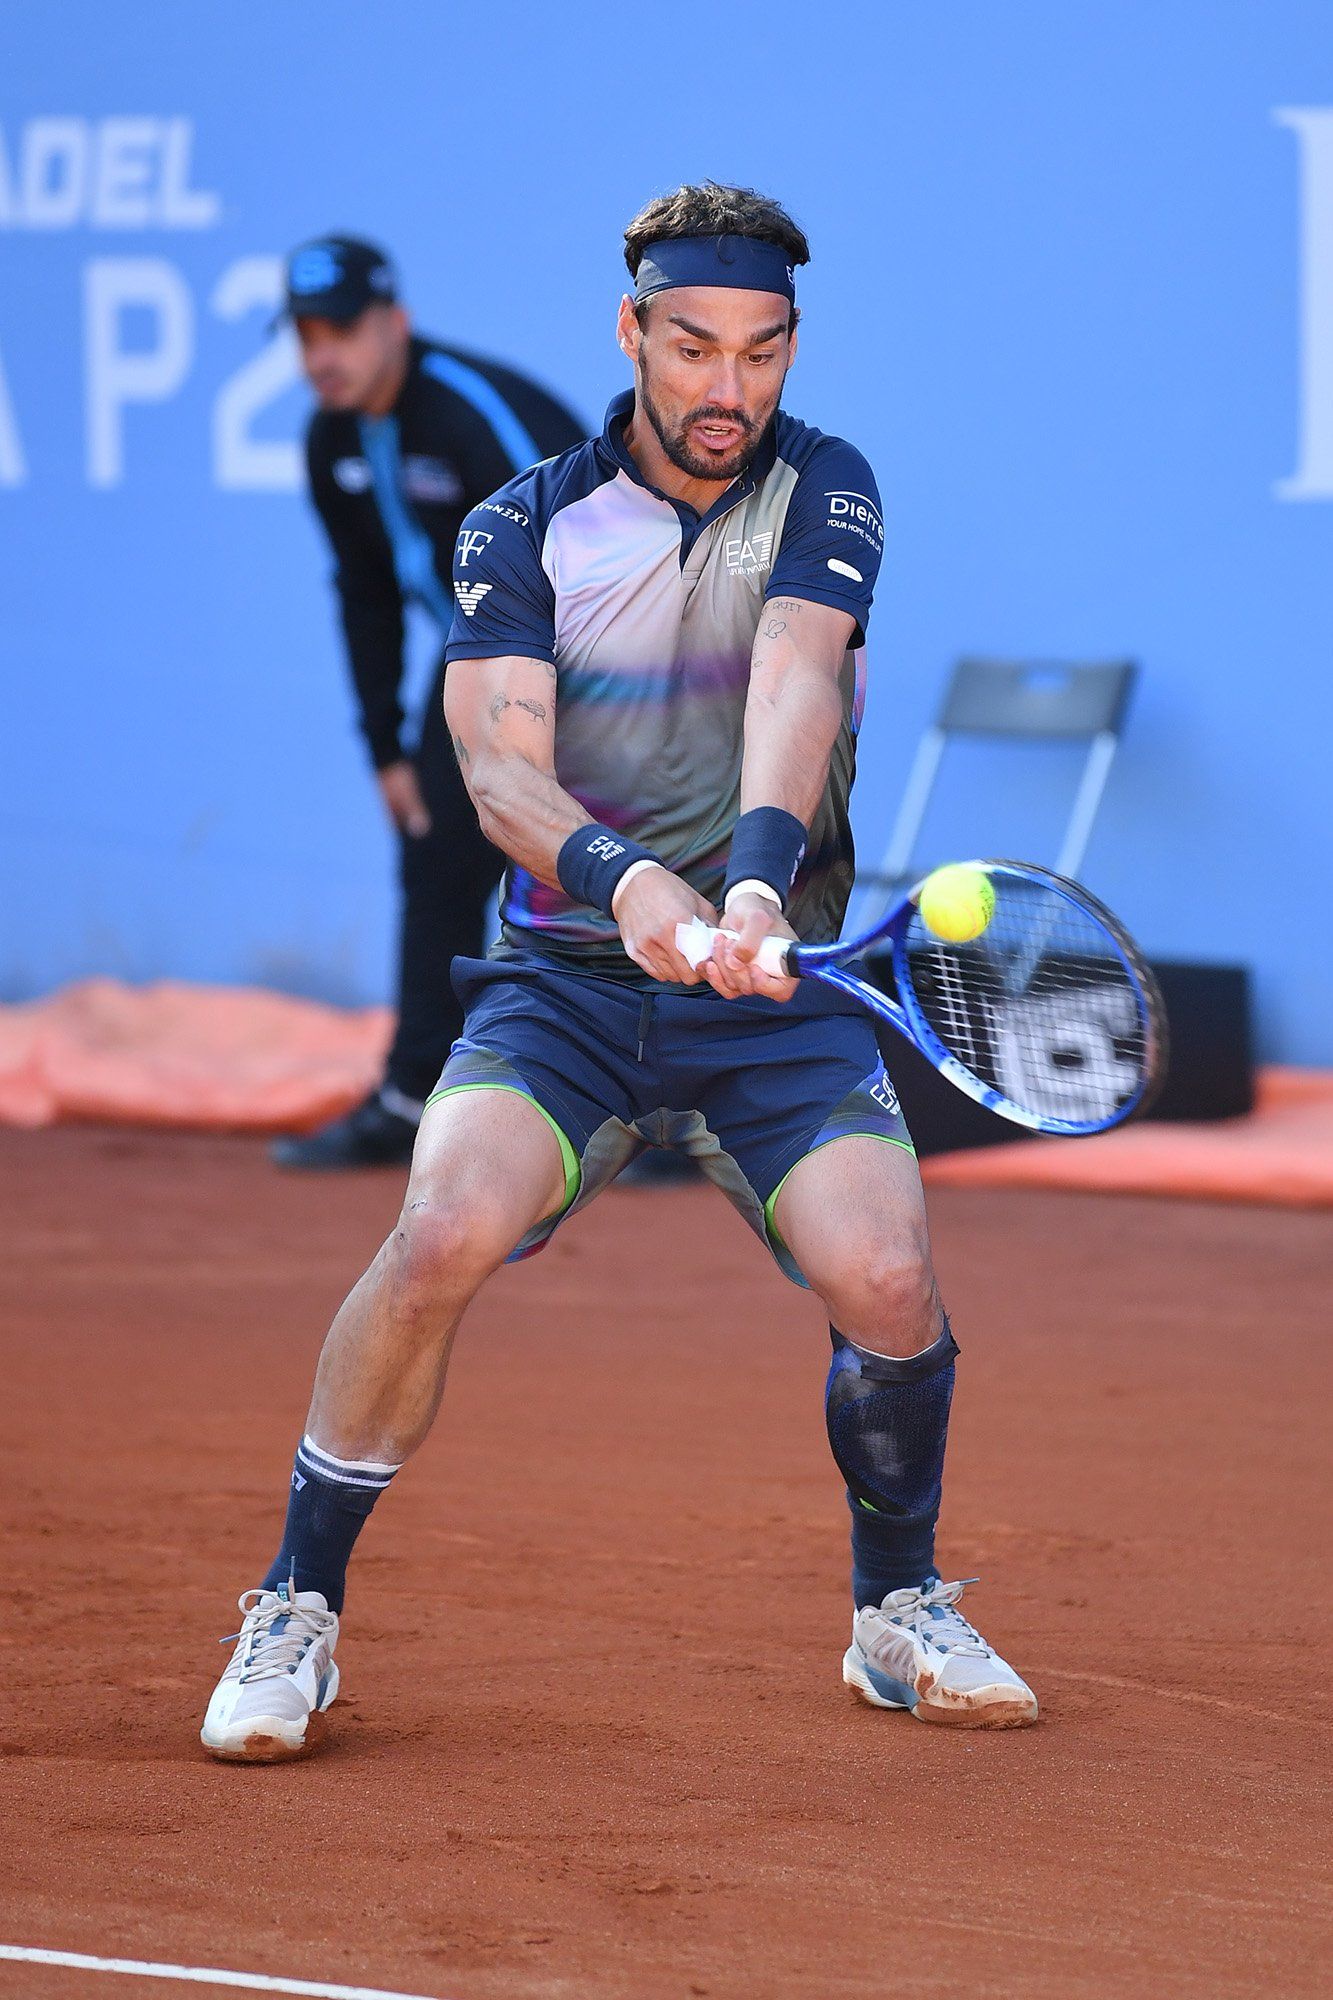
[623,181,811,282]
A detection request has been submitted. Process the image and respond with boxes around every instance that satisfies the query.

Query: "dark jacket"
[306,334,585,767]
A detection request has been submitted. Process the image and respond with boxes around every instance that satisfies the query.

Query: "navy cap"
[280,235,399,324]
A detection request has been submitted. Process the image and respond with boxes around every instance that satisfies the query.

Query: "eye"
[678,344,703,360]
[747,351,775,366]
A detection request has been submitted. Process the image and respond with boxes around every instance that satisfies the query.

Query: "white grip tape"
[674,917,790,977]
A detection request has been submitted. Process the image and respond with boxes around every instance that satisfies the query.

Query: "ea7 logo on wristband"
[587,835,626,861]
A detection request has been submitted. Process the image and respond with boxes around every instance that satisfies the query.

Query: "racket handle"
[674,918,791,978]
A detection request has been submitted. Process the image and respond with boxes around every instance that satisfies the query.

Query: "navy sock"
[262,1435,401,1614]
[824,1320,958,1609]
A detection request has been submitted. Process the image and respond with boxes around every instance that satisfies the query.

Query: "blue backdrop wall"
[3,2,1330,1060]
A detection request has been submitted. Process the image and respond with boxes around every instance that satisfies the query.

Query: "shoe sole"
[842,1647,1038,1730]
[200,1664,340,1763]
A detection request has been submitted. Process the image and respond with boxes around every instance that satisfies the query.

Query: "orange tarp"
[921,1067,1333,1209]
[0,979,388,1133]
[1,980,1331,1207]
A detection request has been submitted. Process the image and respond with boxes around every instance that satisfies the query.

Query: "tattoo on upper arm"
[489,690,550,726]
[769,599,803,614]
[762,617,787,639]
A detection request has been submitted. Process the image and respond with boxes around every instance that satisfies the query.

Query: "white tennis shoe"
[843,1576,1038,1729]
[201,1582,340,1762]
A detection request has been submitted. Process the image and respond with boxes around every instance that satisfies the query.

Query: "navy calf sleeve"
[824,1321,958,1607]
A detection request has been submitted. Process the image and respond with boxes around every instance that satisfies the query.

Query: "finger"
[406,809,432,837]
[749,966,798,1003]
[733,910,772,965]
[707,938,745,998]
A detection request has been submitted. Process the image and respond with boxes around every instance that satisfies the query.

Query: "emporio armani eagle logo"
[455,581,494,617]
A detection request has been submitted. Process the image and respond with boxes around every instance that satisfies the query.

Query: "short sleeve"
[443,495,556,664]
[765,439,884,643]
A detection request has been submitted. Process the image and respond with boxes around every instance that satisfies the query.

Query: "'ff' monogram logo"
[456,529,493,566]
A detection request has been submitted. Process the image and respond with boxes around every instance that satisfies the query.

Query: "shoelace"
[875,1577,992,1659]
[219,1586,338,1684]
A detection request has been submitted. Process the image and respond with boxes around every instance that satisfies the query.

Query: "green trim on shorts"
[763,1132,918,1256]
[425,1082,582,1215]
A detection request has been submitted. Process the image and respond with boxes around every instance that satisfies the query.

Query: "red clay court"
[1,1127,1328,2000]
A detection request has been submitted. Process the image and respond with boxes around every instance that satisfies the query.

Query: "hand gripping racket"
[676,860,1167,1136]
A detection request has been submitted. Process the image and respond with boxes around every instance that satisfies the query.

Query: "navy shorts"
[430,952,915,1286]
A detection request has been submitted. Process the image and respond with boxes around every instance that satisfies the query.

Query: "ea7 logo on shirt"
[456,529,493,567]
[725,530,774,577]
[825,490,884,548]
[455,581,494,617]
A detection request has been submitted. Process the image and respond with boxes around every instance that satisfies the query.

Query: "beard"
[639,376,773,485]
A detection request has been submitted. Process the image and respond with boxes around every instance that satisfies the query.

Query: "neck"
[621,398,738,514]
[361,337,411,418]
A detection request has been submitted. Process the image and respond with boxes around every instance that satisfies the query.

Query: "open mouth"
[692,420,744,452]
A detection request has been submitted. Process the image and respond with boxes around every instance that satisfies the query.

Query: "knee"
[384,1197,508,1313]
[817,1234,938,1355]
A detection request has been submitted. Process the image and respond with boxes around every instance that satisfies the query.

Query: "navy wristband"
[723,807,808,908]
[557,823,662,917]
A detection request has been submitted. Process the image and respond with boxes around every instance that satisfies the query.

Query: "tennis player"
[202,183,1038,1761]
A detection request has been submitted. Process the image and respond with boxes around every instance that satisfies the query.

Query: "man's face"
[621,285,797,485]
[294,303,408,410]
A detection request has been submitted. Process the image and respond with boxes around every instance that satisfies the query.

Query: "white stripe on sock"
[301,1435,402,1477]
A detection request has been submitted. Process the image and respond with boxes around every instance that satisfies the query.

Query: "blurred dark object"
[867,952,1255,1156]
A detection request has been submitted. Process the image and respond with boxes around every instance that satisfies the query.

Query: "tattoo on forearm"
[450,732,469,766]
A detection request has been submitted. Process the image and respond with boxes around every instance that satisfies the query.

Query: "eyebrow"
[666,313,790,347]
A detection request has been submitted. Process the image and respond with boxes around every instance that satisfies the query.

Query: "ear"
[787,314,799,369]
[616,292,640,362]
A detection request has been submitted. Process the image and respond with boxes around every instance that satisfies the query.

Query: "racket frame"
[788,860,1167,1137]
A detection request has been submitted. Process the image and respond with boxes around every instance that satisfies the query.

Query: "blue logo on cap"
[289,244,342,295]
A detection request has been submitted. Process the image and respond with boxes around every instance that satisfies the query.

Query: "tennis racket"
[677,859,1166,1136]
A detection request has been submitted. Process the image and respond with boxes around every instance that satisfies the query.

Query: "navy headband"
[634,233,797,306]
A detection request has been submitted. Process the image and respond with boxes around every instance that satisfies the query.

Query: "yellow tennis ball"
[918,864,996,943]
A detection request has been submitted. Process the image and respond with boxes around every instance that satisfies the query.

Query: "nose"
[701,356,746,410]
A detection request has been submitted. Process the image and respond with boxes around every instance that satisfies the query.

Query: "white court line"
[0,1945,448,2000]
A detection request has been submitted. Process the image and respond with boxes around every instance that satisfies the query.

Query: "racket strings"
[901,878,1151,1127]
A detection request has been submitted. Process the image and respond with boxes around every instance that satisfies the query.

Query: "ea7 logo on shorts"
[455,581,493,617]
[725,530,774,576]
[825,491,885,547]
[869,1070,901,1116]
[456,529,493,567]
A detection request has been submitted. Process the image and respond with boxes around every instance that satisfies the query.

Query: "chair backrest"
[850,656,1140,926]
[938,658,1137,740]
